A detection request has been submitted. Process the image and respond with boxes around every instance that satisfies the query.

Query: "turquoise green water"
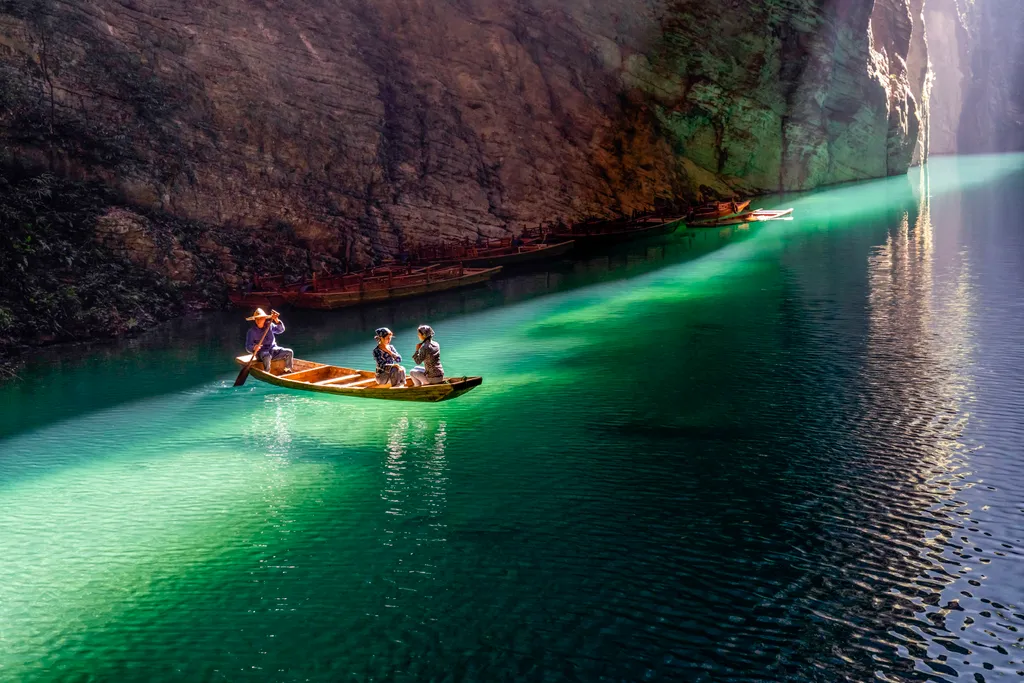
[2,156,1023,681]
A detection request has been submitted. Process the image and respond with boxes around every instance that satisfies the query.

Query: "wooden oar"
[234,312,277,387]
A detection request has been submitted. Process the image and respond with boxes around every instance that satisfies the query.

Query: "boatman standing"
[245,308,294,374]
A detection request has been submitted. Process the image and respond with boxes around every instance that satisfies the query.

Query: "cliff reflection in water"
[858,169,986,677]
[810,167,1019,680]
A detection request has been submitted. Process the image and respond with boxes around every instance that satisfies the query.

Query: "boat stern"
[441,376,483,400]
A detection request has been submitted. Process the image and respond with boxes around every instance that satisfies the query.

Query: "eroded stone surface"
[926,0,969,155]
[95,208,197,285]
[0,0,929,265]
[957,0,1024,153]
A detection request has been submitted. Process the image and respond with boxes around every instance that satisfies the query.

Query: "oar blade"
[234,319,274,388]
[233,364,252,386]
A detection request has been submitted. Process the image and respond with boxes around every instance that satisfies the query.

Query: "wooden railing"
[305,265,468,294]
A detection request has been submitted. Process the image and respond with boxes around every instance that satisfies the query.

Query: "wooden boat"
[229,289,290,309]
[228,275,305,309]
[687,207,794,228]
[688,199,751,221]
[234,355,482,402]
[540,216,685,248]
[286,265,501,310]
[414,239,575,269]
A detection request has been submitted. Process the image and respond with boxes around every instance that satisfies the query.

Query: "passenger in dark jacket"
[410,325,445,386]
[373,327,407,387]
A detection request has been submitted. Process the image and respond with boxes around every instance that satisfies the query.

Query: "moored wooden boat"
[688,199,752,221]
[234,355,482,402]
[229,290,291,309]
[415,239,575,269]
[228,275,305,309]
[541,216,685,248]
[687,207,794,228]
[286,265,501,310]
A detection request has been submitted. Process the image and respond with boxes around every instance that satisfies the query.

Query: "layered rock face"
[872,0,928,171]
[0,0,927,266]
[957,0,1024,153]
[925,0,969,155]
[926,0,1024,155]
[633,0,927,193]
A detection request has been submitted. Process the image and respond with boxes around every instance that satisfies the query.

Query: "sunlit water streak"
[1,155,1023,681]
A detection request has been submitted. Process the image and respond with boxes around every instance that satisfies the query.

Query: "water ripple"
[1,158,1024,680]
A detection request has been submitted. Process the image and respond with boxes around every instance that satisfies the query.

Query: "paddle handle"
[233,312,276,387]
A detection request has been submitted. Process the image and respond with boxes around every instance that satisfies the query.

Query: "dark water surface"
[1,156,1023,681]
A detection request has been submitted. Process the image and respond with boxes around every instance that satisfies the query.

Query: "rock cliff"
[1,0,927,256]
[925,0,969,155]
[925,0,1024,155]
[0,0,929,361]
[957,0,1024,153]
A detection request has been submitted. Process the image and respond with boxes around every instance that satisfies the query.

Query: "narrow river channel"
[1,155,1022,681]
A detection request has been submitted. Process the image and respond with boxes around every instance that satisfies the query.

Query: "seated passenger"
[245,308,293,373]
[410,325,445,386]
[373,327,407,388]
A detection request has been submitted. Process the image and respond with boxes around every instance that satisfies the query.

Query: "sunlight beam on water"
[0,154,1022,679]
[531,155,1024,332]
[0,443,331,674]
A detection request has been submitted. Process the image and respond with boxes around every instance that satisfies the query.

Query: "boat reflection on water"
[379,418,450,615]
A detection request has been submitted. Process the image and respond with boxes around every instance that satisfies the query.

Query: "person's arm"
[271,321,285,334]
[391,346,402,364]
[245,328,258,353]
[375,347,394,369]
[413,343,425,364]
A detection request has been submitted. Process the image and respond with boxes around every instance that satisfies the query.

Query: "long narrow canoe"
[543,216,685,248]
[687,208,794,228]
[228,290,291,309]
[688,199,751,221]
[286,266,501,310]
[228,276,305,309]
[234,355,483,402]
[419,240,575,269]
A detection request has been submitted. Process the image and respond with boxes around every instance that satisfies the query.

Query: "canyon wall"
[957,0,1024,153]
[0,0,933,360]
[0,0,928,264]
[926,0,1024,155]
[925,0,969,154]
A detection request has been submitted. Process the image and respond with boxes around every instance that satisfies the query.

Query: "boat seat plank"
[336,377,379,389]
[278,366,326,381]
[313,373,362,386]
